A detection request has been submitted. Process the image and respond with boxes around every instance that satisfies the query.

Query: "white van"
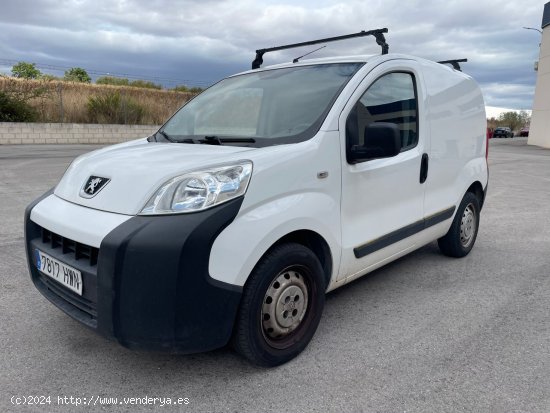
[25,31,488,366]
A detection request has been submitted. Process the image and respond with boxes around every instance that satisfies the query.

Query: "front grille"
[31,225,99,327]
[41,227,99,267]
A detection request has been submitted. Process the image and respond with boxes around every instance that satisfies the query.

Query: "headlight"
[140,161,252,215]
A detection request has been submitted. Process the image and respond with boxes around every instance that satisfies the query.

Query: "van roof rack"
[437,59,468,71]
[252,28,389,69]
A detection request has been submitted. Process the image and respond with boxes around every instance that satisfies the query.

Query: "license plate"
[35,249,83,295]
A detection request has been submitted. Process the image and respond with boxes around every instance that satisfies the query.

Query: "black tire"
[232,243,325,367]
[438,192,480,258]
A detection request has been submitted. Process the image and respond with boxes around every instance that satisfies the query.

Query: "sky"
[0,0,547,114]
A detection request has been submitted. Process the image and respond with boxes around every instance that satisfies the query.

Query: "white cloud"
[0,0,545,106]
[486,106,532,119]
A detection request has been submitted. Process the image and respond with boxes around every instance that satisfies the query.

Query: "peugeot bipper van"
[25,30,488,366]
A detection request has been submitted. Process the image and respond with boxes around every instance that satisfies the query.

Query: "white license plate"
[35,249,83,295]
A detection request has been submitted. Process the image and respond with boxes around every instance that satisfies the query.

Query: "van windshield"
[161,63,363,146]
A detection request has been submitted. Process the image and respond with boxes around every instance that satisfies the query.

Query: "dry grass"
[0,76,195,124]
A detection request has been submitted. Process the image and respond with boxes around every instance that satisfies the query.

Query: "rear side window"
[347,72,418,159]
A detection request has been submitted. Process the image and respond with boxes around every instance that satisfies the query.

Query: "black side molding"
[353,206,456,258]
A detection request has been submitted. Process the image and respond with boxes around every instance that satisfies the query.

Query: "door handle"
[420,153,429,184]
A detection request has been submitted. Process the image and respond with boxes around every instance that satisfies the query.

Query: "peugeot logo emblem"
[81,176,110,198]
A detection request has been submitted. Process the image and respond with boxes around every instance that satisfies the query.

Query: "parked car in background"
[519,127,529,137]
[493,127,514,138]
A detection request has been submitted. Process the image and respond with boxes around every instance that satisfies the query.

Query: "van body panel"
[337,59,430,281]
[419,59,487,220]
[208,131,342,287]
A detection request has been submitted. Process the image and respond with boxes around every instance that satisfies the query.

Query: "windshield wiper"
[155,130,174,142]
[157,131,199,144]
[203,135,223,145]
[198,136,256,145]
[178,138,198,144]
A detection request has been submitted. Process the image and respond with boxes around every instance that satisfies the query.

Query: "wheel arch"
[239,230,333,292]
[269,230,333,289]
[466,180,485,209]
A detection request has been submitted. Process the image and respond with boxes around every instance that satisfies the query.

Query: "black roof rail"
[437,59,468,71]
[252,28,389,70]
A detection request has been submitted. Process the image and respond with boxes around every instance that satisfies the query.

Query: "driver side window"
[346,72,418,161]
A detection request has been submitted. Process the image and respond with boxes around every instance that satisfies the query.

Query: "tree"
[11,62,42,79]
[518,110,531,126]
[487,116,498,130]
[497,111,531,132]
[64,67,91,83]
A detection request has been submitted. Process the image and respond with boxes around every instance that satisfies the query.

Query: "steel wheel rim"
[261,267,309,348]
[460,203,477,248]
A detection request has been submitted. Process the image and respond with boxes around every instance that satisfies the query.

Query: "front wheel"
[438,192,480,258]
[232,243,325,366]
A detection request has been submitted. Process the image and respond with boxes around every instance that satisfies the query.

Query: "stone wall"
[0,123,160,145]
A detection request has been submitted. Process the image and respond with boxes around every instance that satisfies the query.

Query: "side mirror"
[350,122,401,163]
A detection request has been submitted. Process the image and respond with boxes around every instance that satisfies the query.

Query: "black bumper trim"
[100,197,245,352]
[25,192,245,354]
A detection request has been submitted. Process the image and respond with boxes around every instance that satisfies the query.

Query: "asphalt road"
[1,138,549,412]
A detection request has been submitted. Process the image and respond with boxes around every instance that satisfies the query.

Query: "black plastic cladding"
[25,191,244,353]
[96,196,244,352]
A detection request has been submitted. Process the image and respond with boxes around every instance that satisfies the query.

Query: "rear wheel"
[232,243,325,366]
[438,192,480,258]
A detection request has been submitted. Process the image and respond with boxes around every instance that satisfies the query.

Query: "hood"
[54,139,255,215]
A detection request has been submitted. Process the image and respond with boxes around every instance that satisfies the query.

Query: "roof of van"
[263,54,376,68]
[232,53,459,77]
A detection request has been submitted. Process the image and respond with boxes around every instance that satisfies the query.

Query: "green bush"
[0,91,37,122]
[64,67,91,83]
[87,92,145,124]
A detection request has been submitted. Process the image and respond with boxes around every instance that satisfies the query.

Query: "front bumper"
[25,192,244,353]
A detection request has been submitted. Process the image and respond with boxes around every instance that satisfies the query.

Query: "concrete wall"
[529,2,550,148]
[0,122,160,145]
